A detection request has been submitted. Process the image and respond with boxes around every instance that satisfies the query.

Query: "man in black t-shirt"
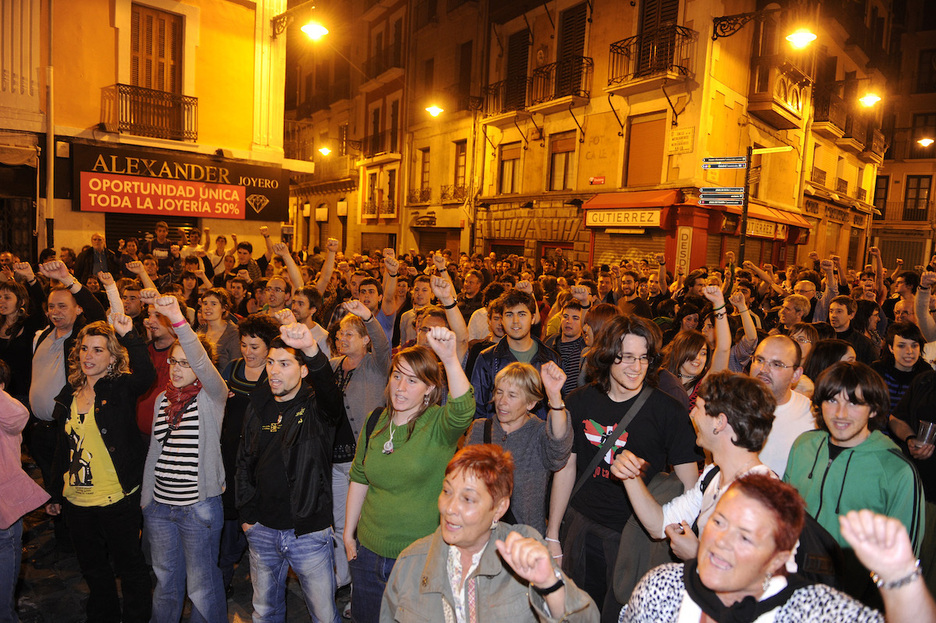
[548,314,701,620]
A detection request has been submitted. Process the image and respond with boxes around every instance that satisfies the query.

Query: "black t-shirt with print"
[566,383,702,532]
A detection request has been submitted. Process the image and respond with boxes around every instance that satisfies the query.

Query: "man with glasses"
[748,335,814,476]
[548,314,701,618]
[264,276,292,316]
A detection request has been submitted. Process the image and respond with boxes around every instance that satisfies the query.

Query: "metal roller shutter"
[592,231,667,266]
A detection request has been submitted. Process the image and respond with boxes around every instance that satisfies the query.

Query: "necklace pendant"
[382,440,394,454]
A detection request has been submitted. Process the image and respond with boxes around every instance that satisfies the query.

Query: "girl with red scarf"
[142,295,229,623]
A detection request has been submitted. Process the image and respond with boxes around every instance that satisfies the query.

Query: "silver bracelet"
[871,559,921,590]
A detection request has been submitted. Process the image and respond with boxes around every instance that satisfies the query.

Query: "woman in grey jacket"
[329,299,392,592]
[143,295,229,623]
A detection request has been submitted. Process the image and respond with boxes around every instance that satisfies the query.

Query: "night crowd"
[2,221,936,623]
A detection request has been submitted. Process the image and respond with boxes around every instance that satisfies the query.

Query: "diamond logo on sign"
[246,194,270,214]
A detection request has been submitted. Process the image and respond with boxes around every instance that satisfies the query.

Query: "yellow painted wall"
[54,1,117,131]
[195,0,256,150]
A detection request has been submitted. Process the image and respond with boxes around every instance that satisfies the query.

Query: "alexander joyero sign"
[73,143,289,221]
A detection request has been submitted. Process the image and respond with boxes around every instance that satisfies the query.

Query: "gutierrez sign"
[72,143,289,221]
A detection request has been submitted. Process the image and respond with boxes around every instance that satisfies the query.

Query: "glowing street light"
[426,105,444,117]
[318,146,332,156]
[785,28,817,49]
[301,21,328,40]
[919,138,935,148]
[859,91,882,107]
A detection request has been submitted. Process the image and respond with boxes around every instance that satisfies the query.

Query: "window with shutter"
[506,30,530,110]
[556,3,587,97]
[549,131,576,191]
[637,0,678,77]
[131,3,182,93]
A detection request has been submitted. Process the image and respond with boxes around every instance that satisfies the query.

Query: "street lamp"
[426,105,444,117]
[271,1,325,39]
[785,28,817,49]
[712,8,815,45]
[300,22,329,40]
[918,138,935,148]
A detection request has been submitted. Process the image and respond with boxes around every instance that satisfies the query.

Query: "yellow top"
[62,398,126,507]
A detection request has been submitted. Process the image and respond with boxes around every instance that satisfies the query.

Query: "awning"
[725,204,811,228]
[582,189,681,209]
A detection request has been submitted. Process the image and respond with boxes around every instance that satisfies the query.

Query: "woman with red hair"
[381,444,598,622]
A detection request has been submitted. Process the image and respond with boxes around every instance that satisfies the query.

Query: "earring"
[491,519,498,530]
[107,362,115,374]
[712,428,718,436]
[423,394,430,406]
[762,572,772,592]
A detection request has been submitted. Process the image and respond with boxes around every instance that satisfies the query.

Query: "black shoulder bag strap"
[361,406,384,463]
[569,386,653,501]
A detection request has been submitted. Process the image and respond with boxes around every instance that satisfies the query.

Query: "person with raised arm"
[142,295,229,623]
[344,326,475,623]
[46,312,155,623]
[236,320,344,623]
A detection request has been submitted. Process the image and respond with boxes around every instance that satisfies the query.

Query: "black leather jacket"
[49,330,155,503]
[236,349,343,535]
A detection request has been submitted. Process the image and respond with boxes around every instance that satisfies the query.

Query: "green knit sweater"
[349,390,475,559]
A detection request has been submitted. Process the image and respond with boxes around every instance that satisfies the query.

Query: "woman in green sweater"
[344,326,475,623]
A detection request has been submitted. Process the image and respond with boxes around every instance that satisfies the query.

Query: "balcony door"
[637,0,678,77]
[131,4,182,93]
[505,30,529,111]
[130,4,184,137]
[555,3,587,98]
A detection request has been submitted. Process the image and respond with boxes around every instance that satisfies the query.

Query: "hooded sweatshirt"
[783,430,925,555]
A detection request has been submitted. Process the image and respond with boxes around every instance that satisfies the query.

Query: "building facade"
[287,0,894,269]
[871,0,936,269]
[0,0,305,262]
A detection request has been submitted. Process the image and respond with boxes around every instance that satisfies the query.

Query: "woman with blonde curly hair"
[46,314,155,623]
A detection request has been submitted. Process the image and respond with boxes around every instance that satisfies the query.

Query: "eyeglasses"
[266,287,286,294]
[167,358,192,369]
[752,355,794,371]
[417,326,433,333]
[792,335,812,344]
[614,354,650,366]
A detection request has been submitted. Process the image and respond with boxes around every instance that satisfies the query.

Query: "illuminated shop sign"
[72,143,289,221]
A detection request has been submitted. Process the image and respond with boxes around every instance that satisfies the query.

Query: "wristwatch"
[534,567,564,596]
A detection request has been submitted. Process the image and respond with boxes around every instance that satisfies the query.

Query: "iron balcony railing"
[811,167,827,186]
[876,200,933,222]
[363,198,396,218]
[843,114,868,147]
[482,74,530,116]
[608,25,695,85]
[530,55,593,105]
[407,187,432,203]
[440,184,468,203]
[283,120,317,161]
[364,41,403,78]
[863,127,886,160]
[101,83,197,141]
[857,187,867,202]
[813,89,847,131]
[362,130,400,158]
[836,178,849,195]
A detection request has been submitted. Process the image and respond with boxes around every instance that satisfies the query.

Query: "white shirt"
[758,391,815,477]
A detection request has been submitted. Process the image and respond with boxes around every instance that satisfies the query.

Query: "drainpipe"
[44,0,54,246]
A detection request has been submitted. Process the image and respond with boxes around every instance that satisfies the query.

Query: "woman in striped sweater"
[142,295,229,623]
